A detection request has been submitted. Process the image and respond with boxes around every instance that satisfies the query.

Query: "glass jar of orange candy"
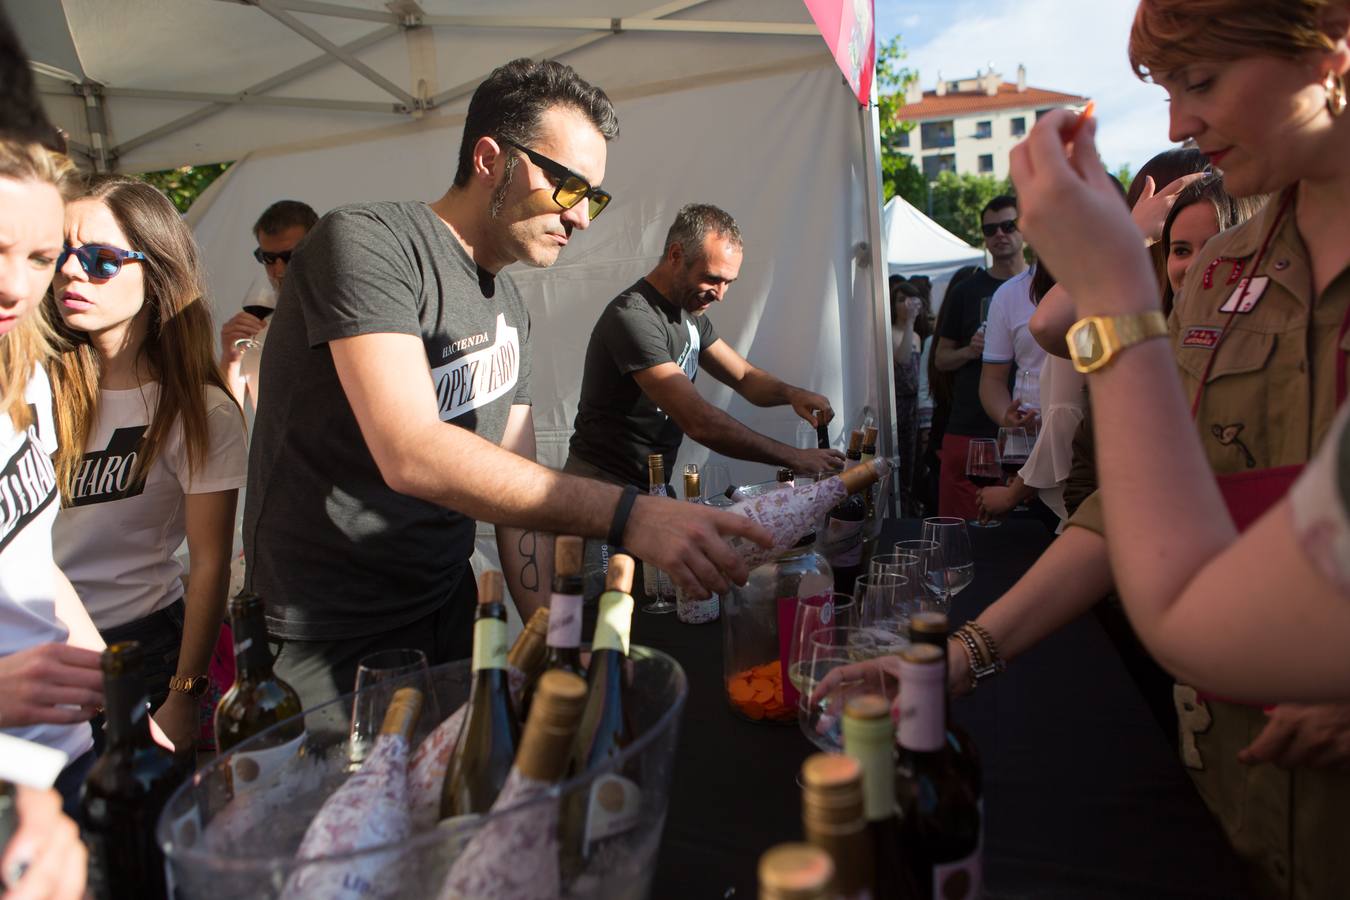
[721,534,833,723]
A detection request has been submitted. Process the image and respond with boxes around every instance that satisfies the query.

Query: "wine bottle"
[908,612,982,799]
[214,592,305,789]
[80,642,183,900]
[441,571,520,820]
[816,414,832,450]
[438,670,589,900]
[758,843,835,900]
[560,554,640,881]
[800,753,874,900]
[519,536,587,719]
[894,645,982,900]
[826,431,868,594]
[841,695,911,899]
[724,457,889,570]
[676,467,719,625]
[642,454,676,609]
[283,687,424,899]
[408,605,547,832]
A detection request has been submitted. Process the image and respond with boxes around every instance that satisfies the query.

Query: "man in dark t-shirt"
[243,63,770,709]
[565,204,844,490]
[932,195,1027,520]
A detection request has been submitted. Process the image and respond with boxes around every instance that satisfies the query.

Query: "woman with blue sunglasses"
[46,175,247,754]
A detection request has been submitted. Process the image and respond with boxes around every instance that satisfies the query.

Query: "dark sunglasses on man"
[253,247,294,266]
[981,220,1019,237]
[500,138,612,220]
[58,243,147,280]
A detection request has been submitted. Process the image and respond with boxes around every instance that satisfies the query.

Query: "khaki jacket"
[1070,191,1350,534]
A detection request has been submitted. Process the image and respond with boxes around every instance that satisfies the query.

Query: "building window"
[974,120,992,139]
[898,129,911,148]
[978,154,995,174]
[922,154,957,180]
[920,121,955,150]
[1010,116,1026,137]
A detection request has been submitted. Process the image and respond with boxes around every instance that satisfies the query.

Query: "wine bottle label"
[548,592,583,648]
[227,730,306,796]
[897,680,945,753]
[675,590,719,624]
[472,618,508,672]
[593,591,634,655]
[582,773,641,854]
[931,848,981,900]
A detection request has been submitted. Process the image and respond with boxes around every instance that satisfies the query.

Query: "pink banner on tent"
[801,0,875,105]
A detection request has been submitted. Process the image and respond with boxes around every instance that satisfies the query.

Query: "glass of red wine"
[232,280,278,353]
[965,438,1002,528]
[997,427,1032,479]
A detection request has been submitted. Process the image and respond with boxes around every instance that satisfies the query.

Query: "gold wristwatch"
[1066,311,1168,374]
[169,674,211,698]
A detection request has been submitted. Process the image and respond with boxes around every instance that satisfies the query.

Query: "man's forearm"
[979,378,1014,425]
[675,403,797,468]
[735,366,796,408]
[496,525,553,622]
[934,343,975,372]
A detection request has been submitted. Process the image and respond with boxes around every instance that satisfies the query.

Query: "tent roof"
[13,0,826,173]
[882,194,983,273]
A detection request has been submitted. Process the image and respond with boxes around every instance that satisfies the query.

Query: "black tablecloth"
[631,519,1251,900]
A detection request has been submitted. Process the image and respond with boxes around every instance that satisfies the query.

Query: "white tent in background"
[882,194,984,311]
[15,0,896,566]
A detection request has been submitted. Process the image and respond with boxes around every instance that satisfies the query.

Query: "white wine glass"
[798,627,894,752]
[787,593,856,702]
[893,539,942,613]
[853,573,910,654]
[702,463,732,502]
[920,517,974,612]
[349,648,432,766]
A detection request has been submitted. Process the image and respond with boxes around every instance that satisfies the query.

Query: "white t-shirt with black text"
[0,366,92,761]
[53,383,247,630]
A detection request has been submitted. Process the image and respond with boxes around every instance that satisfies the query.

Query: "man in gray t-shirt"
[567,204,844,490]
[243,61,769,709]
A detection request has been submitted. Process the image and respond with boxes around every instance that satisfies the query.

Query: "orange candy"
[726,662,794,722]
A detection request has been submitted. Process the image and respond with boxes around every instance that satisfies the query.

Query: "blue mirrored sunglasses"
[58,243,147,279]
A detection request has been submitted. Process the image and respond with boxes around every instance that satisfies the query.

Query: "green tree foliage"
[875,36,923,206]
[1113,163,1133,197]
[139,162,232,214]
[927,171,1013,246]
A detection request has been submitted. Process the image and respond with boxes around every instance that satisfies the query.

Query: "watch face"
[1070,321,1104,366]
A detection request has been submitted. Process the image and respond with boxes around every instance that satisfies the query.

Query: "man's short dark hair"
[981,195,1018,221]
[664,203,743,261]
[253,200,318,238]
[453,58,618,188]
[0,7,64,151]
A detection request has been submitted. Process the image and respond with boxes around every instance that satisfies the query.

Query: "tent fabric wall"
[187,62,876,566]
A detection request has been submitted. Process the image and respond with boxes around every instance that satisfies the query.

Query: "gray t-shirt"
[244,201,531,640]
[568,279,719,488]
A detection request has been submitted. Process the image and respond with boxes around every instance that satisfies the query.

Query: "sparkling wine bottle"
[758,843,835,900]
[800,753,874,900]
[441,571,520,820]
[519,536,587,719]
[908,612,982,799]
[283,687,424,899]
[214,592,304,788]
[642,454,676,610]
[80,642,183,900]
[408,605,546,832]
[776,467,796,489]
[724,457,889,570]
[438,670,589,900]
[560,554,640,881]
[676,466,719,625]
[842,694,912,899]
[894,645,982,900]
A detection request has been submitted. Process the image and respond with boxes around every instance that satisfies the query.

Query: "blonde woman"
[47,176,246,752]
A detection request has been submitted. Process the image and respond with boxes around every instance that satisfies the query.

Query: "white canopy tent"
[882,194,984,310]
[14,0,896,563]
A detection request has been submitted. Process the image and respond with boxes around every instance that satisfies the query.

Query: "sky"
[875,0,1173,172]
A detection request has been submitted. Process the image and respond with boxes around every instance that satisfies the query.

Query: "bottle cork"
[477,570,503,605]
[508,607,551,673]
[838,458,884,494]
[379,686,424,740]
[606,553,635,594]
[515,671,587,782]
[554,535,584,578]
[758,843,834,900]
[846,430,864,455]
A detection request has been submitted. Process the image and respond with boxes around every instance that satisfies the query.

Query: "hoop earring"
[1328,70,1347,118]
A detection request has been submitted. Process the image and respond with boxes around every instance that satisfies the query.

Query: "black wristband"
[608,484,640,550]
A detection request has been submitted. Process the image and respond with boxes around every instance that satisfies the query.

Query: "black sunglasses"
[58,243,147,280]
[254,247,294,266]
[981,220,1019,237]
[500,138,612,220]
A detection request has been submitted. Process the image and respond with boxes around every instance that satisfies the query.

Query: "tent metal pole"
[103,87,403,114]
[860,79,900,517]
